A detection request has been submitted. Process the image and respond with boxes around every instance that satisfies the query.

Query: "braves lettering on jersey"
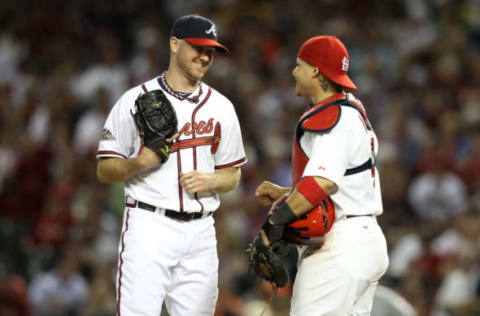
[97,73,246,316]
[98,74,247,212]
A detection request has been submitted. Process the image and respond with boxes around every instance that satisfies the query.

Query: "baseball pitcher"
[97,15,247,316]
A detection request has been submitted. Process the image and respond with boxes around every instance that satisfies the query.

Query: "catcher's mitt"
[247,231,290,288]
[131,90,178,163]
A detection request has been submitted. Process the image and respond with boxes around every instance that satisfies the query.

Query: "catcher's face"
[292,58,317,97]
[176,40,214,81]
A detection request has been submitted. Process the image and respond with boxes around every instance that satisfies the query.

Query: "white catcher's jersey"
[97,76,247,212]
[301,93,383,218]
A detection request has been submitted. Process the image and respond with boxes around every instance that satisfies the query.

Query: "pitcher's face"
[175,39,215,81]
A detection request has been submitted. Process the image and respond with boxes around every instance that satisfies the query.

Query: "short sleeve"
[97,93,139,159]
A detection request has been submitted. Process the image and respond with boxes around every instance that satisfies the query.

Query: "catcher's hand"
[262,216,285,246]
[255,181,290,206]
[247,231,290,288]
[261,193,291,245]
[131,90,178,163]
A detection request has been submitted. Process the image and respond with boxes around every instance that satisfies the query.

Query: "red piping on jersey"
[343,98,372,130]
[137,142,145,156]
[177,145,184,212]
[140,82,186,211]
[189,88,212,212]
[97,151,127,159]
[116,208,131,316]
[348,98,368,122]
[215,157,247,169]
[140,82,184,211]
[210,122,221,154]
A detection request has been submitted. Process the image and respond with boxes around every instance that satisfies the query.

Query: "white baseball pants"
[290,216,389,316]
[116,207,219,316]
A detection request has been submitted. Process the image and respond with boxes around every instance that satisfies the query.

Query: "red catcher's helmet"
[284,197,335,245]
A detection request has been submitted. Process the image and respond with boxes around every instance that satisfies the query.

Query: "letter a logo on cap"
[341,56,349,71]
[206,24,217,37]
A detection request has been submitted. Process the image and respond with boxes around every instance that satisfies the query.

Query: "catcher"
[250,35,389,315]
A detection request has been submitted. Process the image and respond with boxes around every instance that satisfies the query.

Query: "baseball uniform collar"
[157,71,203,103]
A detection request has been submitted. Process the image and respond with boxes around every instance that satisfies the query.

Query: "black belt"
[127,200,213,222]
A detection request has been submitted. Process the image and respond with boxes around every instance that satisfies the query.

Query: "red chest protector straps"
[291,94,375,187]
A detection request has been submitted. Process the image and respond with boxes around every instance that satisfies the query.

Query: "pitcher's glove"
[131,90,178,163]
[247,231,290,288]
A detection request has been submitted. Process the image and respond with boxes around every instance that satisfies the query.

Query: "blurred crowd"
[1,0,480,315]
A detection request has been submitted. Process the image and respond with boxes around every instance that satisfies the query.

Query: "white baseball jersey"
[299,93,382,218]
[97,74,247,316]
[97,74,247,212]
[290,93,389,315]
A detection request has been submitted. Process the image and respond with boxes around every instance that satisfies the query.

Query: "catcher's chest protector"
[292,94,344,186]
[292,142,308,187]
[292,93,373,185]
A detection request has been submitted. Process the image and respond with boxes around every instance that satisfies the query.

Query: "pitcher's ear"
[170,37,180,54]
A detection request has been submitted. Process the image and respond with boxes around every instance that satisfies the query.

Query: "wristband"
[270,201,297,225]
[296,176,328,206]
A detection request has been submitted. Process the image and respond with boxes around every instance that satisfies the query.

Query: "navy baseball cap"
[170,15,228,53]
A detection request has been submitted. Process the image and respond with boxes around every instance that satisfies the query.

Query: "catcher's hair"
[330,79,344,93]
[320,76,343,93]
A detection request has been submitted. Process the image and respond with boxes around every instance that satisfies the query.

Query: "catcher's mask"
[284,198,335,245]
